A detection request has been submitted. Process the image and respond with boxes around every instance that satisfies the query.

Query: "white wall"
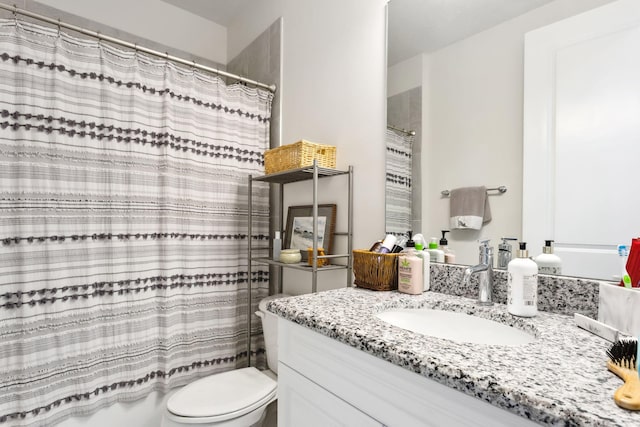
[421,0,615,266]
[229,0,389,295]
[33,0,228,64]
[387,53,423,97]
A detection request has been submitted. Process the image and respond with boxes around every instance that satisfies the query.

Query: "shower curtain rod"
[0,2,277,93]
[387,124,415,136]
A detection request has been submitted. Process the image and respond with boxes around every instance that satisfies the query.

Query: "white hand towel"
[449,186,492,230]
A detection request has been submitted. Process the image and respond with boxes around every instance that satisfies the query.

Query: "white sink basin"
[376,308,536,346]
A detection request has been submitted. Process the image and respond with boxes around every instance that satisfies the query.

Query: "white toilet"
[161,294,287,427]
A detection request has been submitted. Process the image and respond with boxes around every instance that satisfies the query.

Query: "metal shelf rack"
[247,161,353,294]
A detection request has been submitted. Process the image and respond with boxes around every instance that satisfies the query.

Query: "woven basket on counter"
[352,249,399,291]
[264,140,336,174]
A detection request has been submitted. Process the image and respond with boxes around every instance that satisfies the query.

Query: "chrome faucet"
[462,239,494,306]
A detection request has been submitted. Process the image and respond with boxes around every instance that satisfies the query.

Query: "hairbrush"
[607,337,640,410]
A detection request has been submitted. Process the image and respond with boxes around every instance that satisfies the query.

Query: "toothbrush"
[606,337,640,410]
[618,245,632,288]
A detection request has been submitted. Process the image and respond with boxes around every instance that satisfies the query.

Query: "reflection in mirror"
[522,0,640,282]
[386,0,631,282]
[385,126,415,237]
[386,87,421,238]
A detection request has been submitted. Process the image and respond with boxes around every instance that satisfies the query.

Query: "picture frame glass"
[285,204,336,261]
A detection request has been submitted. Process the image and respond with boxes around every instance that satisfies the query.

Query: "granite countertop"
[268,287,638,426]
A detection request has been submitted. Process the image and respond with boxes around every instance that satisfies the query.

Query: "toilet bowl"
[161,294,288,427]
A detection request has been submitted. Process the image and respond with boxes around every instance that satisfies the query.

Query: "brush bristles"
[607,337,638,370]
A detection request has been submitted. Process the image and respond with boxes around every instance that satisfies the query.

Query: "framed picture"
[285,204,337,261]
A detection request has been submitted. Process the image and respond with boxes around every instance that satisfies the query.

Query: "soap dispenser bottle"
[497,237,517,269]
[413,234,425,251]
[439,230,456,264]
[533,240,562,275]
[401,233,430,291]
[399,232,416,254]
[507,242,539,317]
[427,237,445,263]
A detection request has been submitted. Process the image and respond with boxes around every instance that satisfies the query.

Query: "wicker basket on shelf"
[264,140,336,174]
[352,249,400,291]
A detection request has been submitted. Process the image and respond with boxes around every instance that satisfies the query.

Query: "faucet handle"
[478,239,491,248]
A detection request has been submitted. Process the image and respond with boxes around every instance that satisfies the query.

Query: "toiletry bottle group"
[507,242,538,317]
[370,234,397,254]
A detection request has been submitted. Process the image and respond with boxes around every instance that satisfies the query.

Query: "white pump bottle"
[533,240,562,275]
[507,242,538,317]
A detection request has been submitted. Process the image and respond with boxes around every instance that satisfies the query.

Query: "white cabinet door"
[278,319,538,427]
[523,0,640,280]
[277,363,383,427]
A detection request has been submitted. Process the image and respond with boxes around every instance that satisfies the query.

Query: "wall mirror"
[386,0,637,282]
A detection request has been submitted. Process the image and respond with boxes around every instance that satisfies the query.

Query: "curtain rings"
[56,18,61,37]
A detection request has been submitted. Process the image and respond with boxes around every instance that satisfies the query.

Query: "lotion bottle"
[533,240,562,275]
[413,234,425,251]
[397,252,423,295]
[416,248,430,291]
[507,242,538,317]
[404,234,430,291]
[399,233,416,254]
[439,230,456,264]
[427,237,445,263]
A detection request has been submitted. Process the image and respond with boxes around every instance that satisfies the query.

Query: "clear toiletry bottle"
[507,242,539,317]
[427,237,445,263]
[533,240,562,275]
[497,237,517,269]
[439,230,456,264]
[273,231,282,261]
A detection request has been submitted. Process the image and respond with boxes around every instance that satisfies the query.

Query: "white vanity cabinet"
[277,364,382,427]
[277,319,539,427]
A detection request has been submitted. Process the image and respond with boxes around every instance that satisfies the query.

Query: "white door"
[523,0,640,280]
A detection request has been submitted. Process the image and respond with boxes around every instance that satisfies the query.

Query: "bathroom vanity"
[268,287,637,426]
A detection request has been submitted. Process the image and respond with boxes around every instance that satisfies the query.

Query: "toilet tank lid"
[167,367,276,418]
[258,293,290,313]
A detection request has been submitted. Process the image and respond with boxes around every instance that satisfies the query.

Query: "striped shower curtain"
[0,19,271,426]
[385,128,413,236]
